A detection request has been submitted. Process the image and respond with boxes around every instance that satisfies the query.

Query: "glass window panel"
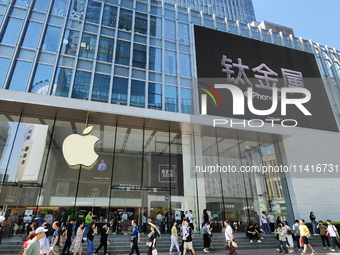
[1,18,23,45]
[111,76,128,105]
[148,82,162,110]
[114,66,129,77]
[22,21,43,49]
[164,50,177,75]
[71,70,91,100]
[61,29,80,56]
[29,64,52,94]
[165,85,178,112]
[164,8,175,19]
[121,0,133,9]
[130,79,145,108]
[92,73,110,102]
[118,8,132,31]
[115,40,130,66]
[51,67,72,97]
[150,5,161,16]
[79,33,97,59]
[164,19,176,41]
[102,4,117,27]
[134,34,146,44]
[97,37,114,62]
[150,16,161,38]
[0,0,10,4]
[15,0,31,8]
[134,12,147,34]
[0,15,2,24]
[69,0,85,20]
[179,53,191,77]
[181,88,191,114]
[0,57,10,87]
[105,0,118,5]
[149,47,162,72]
[136,2,147,12]
[191,15,200,25]
[132,43,146,68]
[178,23,189,44]
[180,77,191,87]
[33,0,50,12]
[8,61,32,91]
[52,0,68,16]
[165,40,176,50]
[178,12,188,23]
[85,0,101,23]
[42,26,61,52]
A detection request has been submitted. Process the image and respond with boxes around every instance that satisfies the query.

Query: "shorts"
[302,236,308,245]
[184,241,193,250]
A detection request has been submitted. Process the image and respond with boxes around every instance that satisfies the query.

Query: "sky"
[252,0,340,50]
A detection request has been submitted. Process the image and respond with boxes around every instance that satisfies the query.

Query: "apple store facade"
[1,0,340,237]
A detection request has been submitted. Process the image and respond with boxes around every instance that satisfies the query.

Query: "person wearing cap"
[24,227,48,255]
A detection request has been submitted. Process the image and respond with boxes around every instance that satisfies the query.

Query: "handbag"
[232,241,238,247]
[146,241,152,247]
[299,237,303,247]
[130,236,136,242]
[152,248,158,255]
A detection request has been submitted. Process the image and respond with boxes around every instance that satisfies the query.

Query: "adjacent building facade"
[0,0,340,236]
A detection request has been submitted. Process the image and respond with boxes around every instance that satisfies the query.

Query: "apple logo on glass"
[62,126,99,167]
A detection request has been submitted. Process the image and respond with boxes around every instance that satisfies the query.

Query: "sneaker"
[277,249,281,252]
[300,253,306,255]
[257,240,262,243]
[311,252,316,255]
[330,249,335,252]
[289,250,294,253]
[260,237,264,239]
[250,240,253,243]
[324,247,327,250]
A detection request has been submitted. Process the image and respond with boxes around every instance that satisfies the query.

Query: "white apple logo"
[62,126,99,167]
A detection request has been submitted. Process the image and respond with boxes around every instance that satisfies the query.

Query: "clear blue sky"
[252,0,340,50]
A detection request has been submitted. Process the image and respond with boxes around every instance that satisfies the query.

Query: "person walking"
[179,218,188,255]
[94,223,109,255]
[275,223,288,254]
[299,219,316,255]
[62,219,75,255]
[23,231,36,254]
[24,227,48,255]
[225,220,236,255]
[292,220,301,251]
[84,211,93,238]
[326,219,340,252]
[309,212,318,235]
[317,220,331,250]
[147,224,157,255]
[267,211,275,233]
[261,211,270,234]
[85,222,97,255]
[129,220,141,255]
[282,221,294,253]
[183,219,195,255]
[186,210,195,231]
[207,221,215,250]
[202,221,210,253]
[70,221,85,255]
[169,221,180,253]
[48,221,62,255]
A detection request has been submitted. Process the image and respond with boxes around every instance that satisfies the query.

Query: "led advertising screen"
[194,26,338,132]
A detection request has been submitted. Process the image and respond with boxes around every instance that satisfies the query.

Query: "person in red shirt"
[23,231,35,255]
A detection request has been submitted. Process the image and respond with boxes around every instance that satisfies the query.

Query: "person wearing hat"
[24,227,48,255]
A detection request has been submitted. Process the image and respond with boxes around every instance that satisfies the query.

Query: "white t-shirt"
[156,214,163,221]
[262,214,267,224]
[327,225,338,237]
[186,213,193,223]
[267,214,275,223]
[225,225,233,241]
[182,223,187,237]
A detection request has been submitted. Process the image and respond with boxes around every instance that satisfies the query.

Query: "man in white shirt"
[261,211,270,234]
[267,211,275,233]
[179,219,188,255]
[327,220,340,252]
[186,210,194,231]
[224,220,236,255]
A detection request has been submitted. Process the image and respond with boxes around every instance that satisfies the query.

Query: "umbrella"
[0,216,5,223]
[147,222,161,236]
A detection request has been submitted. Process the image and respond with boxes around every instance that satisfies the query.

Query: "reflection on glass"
[22,22,43,49]
[148,82,162,110]
[149,47,162,72]
[164,50,177,75]
[135,12,147,34]
[111,77,128,105]
[71,70,91,100]
[102,4,117,27]
[132,44,146,69]
[165,85,177,112]
[0,57,10,87]
[164,19,176,41]
[52,0,69,16]
[85,0,101,23]
[92,73,110,102]
[118,8,132,31]
[69,0,85,20]
[8,61,32,91]
[115,40,130,66]
[30,64,53,94]
[0,0,10,4]
[97,37,114,62]
[42,26,61,52]
[178,23,189,44]
[130,80,145,108]
[61,29,80,56]
[79,33,97,59]
[1,18,23,45]
[181,88,191,114]
[15,0,30,8]
[179,53,191,77]
[33,0,50,12]
[51,67,72,97]
[150,16,162,37]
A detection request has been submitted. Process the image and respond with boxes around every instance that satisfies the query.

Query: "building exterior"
[0,0,340,238]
